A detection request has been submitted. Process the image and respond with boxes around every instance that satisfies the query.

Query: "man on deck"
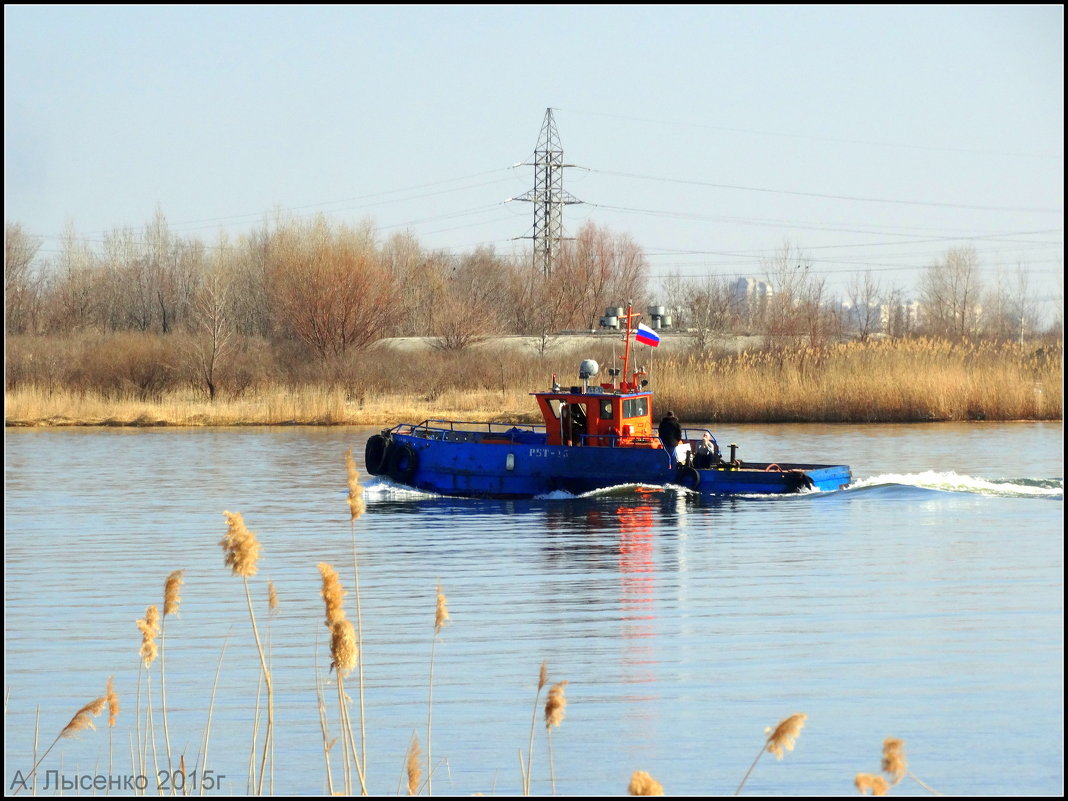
[658,410,682,455]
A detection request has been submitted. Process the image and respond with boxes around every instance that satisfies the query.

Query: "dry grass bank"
[5,338,1062,427]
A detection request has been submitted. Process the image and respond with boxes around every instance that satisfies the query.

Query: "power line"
[589,169,1063,214]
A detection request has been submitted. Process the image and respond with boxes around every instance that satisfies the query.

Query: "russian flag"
[635,322,661,347]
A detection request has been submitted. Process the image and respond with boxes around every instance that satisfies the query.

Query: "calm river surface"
[4,422,1063,797]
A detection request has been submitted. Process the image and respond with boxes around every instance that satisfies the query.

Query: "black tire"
[386,442,419,483]
[364,434,389,476]
[676,465,701,491]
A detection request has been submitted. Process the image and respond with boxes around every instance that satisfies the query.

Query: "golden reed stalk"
[161,569,184,782]
[318,561,366,795]
[135,604,160,782]
[219,511,273,796]
[523,661,549,796]
[734,713,807,795]
[13,693,107,796]
[106,676,120,787]
[628,770,665,796]
[427,584,449,796]
[345,448,369,782]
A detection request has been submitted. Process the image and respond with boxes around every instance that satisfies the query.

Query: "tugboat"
[364,308,852,498]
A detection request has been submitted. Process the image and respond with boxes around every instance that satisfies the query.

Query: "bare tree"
[265,216,395,361]
[186,248,234,401]
[918,247,983,339]
[430,247,510,350]
[5,222,42,334]
[665,272,740,351]
[845,270,884,341]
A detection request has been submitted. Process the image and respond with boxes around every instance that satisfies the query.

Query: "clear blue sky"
[4,5,1063,314]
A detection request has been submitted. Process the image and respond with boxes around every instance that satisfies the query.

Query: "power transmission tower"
[515,108,582,277]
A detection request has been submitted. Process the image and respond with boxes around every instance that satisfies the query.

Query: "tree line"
[5,214,1060,400]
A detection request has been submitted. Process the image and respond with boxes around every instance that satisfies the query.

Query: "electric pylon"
[515,108,582,277]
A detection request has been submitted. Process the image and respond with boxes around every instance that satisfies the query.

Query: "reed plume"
[134,605,160,783]
[880,737,907,785]
[106,676,120,728]
[734,712,807,795]
[544,680,568,794]
[13,694,107,795]
[318,562,348,628]
[220,510,261,577]
[268,581,279,613]
[766,712,806,759]
[137,605,161,668]
[428,583,450,796]
[161,569,184,781]
[627,770,665,796]
[106,676,119,783]
[435,583,450,634]
[163,569,185,617]
[330,619,358,677]
[544,681,568,729]
[62,696,107,738]
[346,447,366,521]
[855,773,890,796]
[318,561,366,795]
[881,737,941,795]
[345,448,369,782]
[523,661,550,795]
[406,734,422,796]
[218,511,272,795]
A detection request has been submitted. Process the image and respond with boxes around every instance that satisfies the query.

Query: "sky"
[4,5,1064,318]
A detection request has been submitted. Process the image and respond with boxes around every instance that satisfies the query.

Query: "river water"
[3,422,1063,797]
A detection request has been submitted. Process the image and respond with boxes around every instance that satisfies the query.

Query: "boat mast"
[621,304,633,390]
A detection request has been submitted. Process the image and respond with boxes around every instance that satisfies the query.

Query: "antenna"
[514,108,582,277]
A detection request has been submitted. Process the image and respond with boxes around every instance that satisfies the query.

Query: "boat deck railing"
[393,420,546,443]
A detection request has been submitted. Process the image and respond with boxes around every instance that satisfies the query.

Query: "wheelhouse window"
[622,398,647,418]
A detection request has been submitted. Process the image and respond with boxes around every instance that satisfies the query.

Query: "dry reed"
[881,737,907,785]
[318,562,349,629]
[13,693,108,796]
[6,338,1061,426]
[218,511,273,796]
[406,734,423,796]
[734,713,807,795]
[163,570,185,617]
[220,511,261,578]
[317,561,366,795]
[161,569,185,782]
[522,661,550,796]
[855,773,890,796]
[346,447,366,521]
[268,581,279,614]
[880,737,941,795]
[627,770,665,796]
[61,697,107,738]
[330,620,358,677]
[106,676,119,785]
[106,676,120,728]
[544,680,568,795]
[427,583,450,796]
[344,448,369,783]
[137,605,161,668]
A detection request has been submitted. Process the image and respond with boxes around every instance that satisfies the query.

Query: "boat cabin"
[532,385,661,448]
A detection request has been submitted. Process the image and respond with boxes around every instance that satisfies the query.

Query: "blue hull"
[368,426,852,498]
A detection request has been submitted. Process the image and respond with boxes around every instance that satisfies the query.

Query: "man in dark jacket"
[658,410,682,454]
